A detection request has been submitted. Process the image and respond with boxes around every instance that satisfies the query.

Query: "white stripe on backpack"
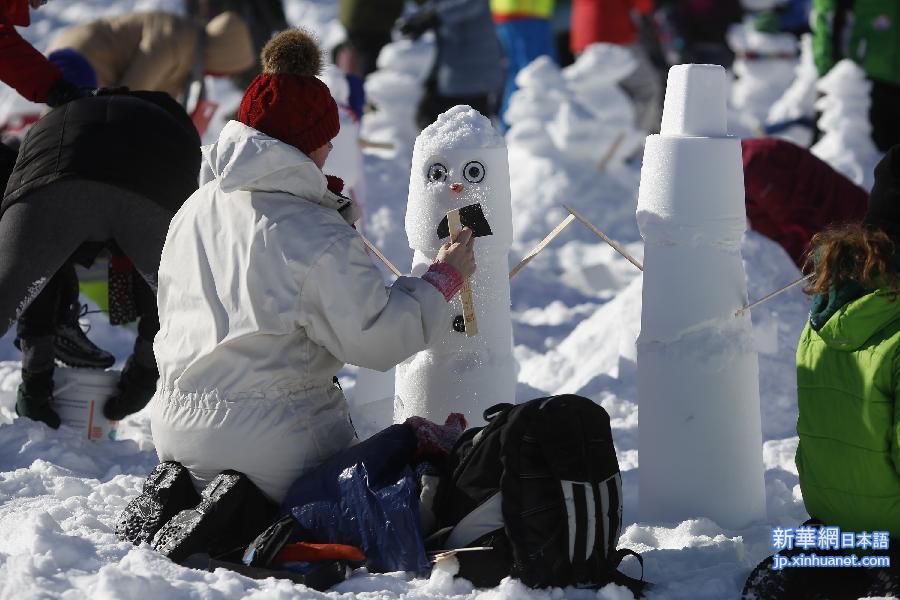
[446,492,504,550]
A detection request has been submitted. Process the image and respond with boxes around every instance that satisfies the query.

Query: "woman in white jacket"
[149,30,475,506]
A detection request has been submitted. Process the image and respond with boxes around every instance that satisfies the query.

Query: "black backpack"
[431,394,647,593]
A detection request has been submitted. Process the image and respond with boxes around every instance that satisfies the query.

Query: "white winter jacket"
[150,121,450,503]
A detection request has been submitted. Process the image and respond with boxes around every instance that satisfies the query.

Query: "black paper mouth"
[437,203,493,240]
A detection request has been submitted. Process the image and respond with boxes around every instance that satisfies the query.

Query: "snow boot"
[15,369,60,429]
[151,470,275,564]
[13,304,115,369]
[54,303,115,369]
[103,356,159,421]
[116,462,201,546]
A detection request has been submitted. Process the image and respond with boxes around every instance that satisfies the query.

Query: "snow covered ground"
[0,1,830,598]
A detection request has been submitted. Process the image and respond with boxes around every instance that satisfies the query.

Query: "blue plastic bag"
[291,462,430,573]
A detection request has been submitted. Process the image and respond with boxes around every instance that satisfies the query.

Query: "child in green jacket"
[796,145,900,540]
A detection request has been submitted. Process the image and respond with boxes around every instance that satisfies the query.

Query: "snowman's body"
[394,107,516,426]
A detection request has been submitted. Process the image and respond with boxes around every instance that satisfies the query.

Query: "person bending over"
[0,89,201,427]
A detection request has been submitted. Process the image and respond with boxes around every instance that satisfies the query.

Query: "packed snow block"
[514,55,567,92]
[548,102,625,167]
[505,119,559,156]
[636,64,766,530]
[562,44,637,127]
[375,39,436,83]
[505,87,566,124]
[562,43,637,88]
[395,107,516,425]
[638,136,748,341]
[660,65,728,138]
[363,70,423,148]
[811,60,881,191]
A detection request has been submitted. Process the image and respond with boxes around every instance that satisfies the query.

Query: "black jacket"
[2,90,200,214]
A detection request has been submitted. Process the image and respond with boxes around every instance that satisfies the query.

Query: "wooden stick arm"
[509,214,576,280]
[563,204,644,272]
[359,139,395,151]
[735,273,813,317]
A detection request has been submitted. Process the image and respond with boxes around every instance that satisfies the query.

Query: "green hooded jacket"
[796,286,900,537]
[812,0,900,86]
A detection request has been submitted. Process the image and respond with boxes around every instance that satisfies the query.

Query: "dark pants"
[0,180,172,371]
[870,79,900,153]
[346,30,393,78]
[16,263,79,339]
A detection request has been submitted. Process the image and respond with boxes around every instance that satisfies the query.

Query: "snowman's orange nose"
[450,183,464,193]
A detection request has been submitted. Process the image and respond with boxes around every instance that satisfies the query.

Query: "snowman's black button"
[452,315,466,333]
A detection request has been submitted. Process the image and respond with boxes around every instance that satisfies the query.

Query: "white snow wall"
[636,65,766,529]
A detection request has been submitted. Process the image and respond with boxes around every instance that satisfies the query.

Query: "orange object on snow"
[275,542,365,563]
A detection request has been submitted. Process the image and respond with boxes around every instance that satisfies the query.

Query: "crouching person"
[145,30,475,560]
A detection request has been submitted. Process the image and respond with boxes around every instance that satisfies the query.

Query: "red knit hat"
[238,29,339,156]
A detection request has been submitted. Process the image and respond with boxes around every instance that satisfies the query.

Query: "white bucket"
[51,367,120,441]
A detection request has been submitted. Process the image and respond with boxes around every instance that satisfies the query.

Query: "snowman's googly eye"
[463,161,485,183]
[427,163,448,183]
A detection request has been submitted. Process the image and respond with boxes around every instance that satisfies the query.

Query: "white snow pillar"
[394,106,516,427]
[636,65,766,529]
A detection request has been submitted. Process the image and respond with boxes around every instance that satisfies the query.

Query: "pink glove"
[405,413,468,462]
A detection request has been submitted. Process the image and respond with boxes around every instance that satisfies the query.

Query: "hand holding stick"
[448,208,478,337]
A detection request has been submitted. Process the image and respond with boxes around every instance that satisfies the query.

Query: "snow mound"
[414,106,505,156]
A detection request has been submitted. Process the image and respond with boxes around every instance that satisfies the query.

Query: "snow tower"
[636,65,766,529]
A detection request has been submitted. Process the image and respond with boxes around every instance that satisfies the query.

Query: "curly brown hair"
[803,223,900,296]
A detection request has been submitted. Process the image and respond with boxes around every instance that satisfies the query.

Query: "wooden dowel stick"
[598,132,626,173]
[448,209,478,337]
[360,233,403,278]
[359,139,395,151]
[509,214,577,280]
[563,204,644,271]
[736,273,813,317]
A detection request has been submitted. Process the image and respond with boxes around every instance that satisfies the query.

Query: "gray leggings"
[0,179,173,338]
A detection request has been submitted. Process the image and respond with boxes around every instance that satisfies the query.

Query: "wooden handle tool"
[448,208,478,337]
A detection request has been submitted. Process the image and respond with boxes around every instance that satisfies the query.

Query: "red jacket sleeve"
[0,13,63,103]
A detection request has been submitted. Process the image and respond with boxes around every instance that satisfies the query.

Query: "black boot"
[54,302,115,369]
[151,470,259,564]
[117,462,201,545]
[15,369,61,429]
[103,356,159,421]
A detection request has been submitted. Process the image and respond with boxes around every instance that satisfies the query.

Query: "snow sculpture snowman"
[637,64,766,529]
[394,106,516,426]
